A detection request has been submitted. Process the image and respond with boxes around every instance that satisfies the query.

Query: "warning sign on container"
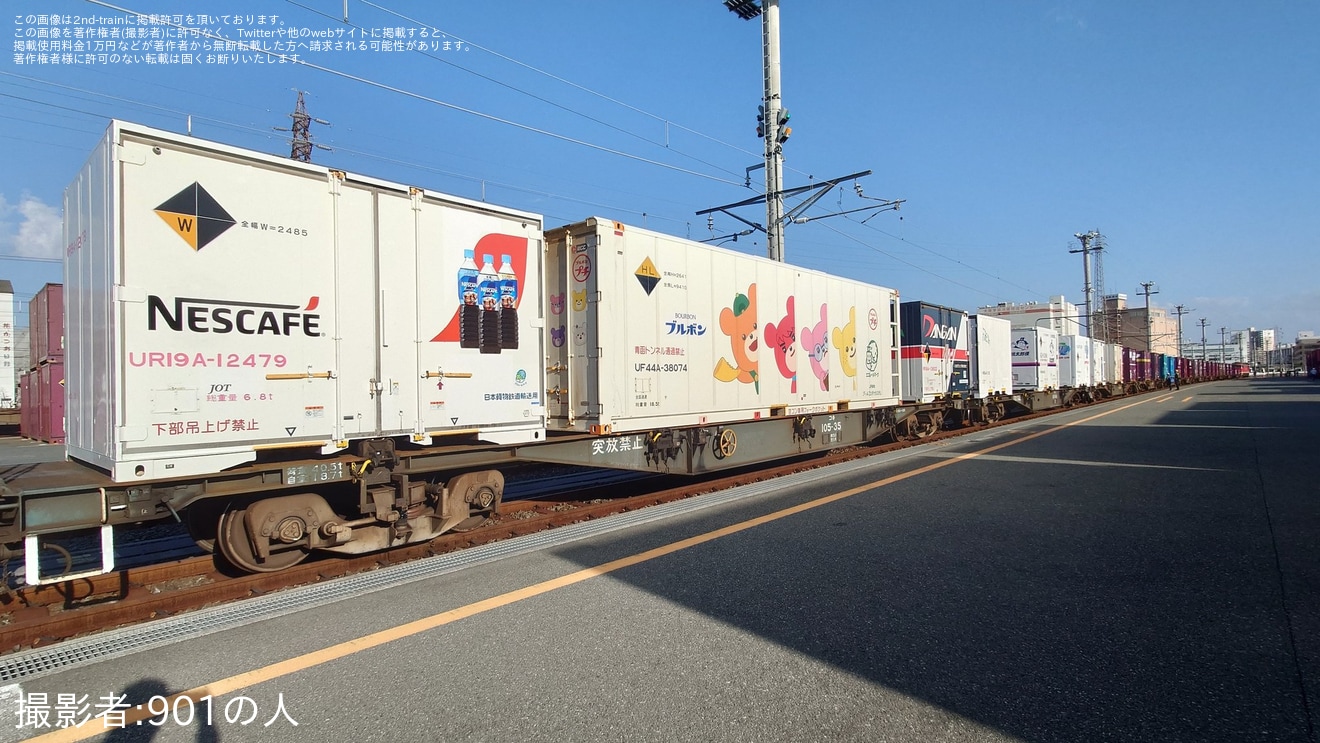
[635,257,660,295]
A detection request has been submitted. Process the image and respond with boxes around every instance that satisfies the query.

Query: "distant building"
[1181,330,1252,364]
[0,281,13,407]
[1101,293,1179,355]
[976,295,1082,336]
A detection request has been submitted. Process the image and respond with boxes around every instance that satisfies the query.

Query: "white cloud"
[1046,4,1088,30]
[0,193,62,260]
[14,196,62,259]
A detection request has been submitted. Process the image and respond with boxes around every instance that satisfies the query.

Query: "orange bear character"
[714,284,759,393]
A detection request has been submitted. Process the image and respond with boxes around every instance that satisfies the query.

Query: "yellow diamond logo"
[154,182,236,251]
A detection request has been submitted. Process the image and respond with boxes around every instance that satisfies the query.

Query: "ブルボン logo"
[155,182,236,250]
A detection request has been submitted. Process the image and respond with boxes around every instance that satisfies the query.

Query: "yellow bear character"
[832,306,857,387]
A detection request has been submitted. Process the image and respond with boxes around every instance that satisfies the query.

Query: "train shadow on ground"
[534,380,1318,741]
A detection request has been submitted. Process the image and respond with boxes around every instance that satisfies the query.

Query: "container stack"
[20,283,65,443]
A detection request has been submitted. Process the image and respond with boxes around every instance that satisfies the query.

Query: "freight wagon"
[0,121,1246,583]
[0,122,912,582]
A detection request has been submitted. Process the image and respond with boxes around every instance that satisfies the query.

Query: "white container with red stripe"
[899,301,970,403]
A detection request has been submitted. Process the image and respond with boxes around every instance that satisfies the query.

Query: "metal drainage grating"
[0,443,927,683]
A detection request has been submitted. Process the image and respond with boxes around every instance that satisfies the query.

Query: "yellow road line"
[31,395,1157,742]
[1182,396,1193,403]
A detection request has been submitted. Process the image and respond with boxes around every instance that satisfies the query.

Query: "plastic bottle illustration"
[478,254,502,354]
[458,249,480,349]
[498,254,519,350]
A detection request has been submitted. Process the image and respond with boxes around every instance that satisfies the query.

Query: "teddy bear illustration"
[764,295,797,394]
[713,284,759,392]
[800,303,830,391]
[832,306,857,388]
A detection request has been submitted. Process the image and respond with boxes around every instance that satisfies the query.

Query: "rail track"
[0,389,1169,653]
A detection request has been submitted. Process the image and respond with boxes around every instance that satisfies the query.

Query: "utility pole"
[1071,231,1100,339]
[1198,318,1209,360]
[1219,327,1228,362]
[761,0,786,262]
[723,0,787,261]
[1138,281,1159,352]
[714,2,899,260]
[1172,304,1192,358]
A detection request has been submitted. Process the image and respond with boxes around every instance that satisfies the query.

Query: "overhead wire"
[13,1,1051,302]
[341,4,1048,296]
[85,0,746,188]
[812,219,1010,301]
[356,0,823,183]
[0,83,690,229]
[842,214,1043,296]
[286,0,746,181]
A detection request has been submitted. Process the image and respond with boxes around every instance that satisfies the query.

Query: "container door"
[374,190,418,437]
[544,232,572,427]
[329,182,382,438]
[116,139,340,455]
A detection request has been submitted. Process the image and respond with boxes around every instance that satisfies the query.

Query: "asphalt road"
[5,378,1318,742]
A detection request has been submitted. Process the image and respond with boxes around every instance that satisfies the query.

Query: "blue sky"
[2,1,1316,343]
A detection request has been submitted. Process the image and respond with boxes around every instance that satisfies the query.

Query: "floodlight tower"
[724,0,788,261]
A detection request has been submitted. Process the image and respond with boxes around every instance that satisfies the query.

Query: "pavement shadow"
[540,378,1317,741]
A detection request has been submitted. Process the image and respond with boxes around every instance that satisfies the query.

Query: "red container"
[29,283,64,366]
[36,361,65,443]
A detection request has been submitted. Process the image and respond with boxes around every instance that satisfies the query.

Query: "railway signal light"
[756,105,765,138]
[777,125,792,144]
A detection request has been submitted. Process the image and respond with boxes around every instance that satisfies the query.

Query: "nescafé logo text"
[148,296,322,336]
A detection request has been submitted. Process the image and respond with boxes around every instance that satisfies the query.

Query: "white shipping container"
[1058,335,1092,387]
[1104,343,1123,386]
[543,218,901,433]
[968,315,1012,398]
[1090,338,1107,385]
[65,122,547,481]
[1010,327,1059,391]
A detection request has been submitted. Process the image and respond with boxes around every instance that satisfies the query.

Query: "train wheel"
[184,502,222,553]
[912,413,939,438]
[217,507,309,573]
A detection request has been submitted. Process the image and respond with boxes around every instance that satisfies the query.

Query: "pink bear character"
[800,303,830,392]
